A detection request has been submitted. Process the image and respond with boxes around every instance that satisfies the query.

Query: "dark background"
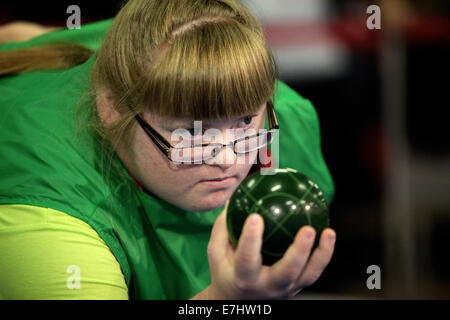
[1,0,449,299]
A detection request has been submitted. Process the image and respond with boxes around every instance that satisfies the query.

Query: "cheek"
[234,150,259,170]
[137,148,202,192]
[130,133,175,187]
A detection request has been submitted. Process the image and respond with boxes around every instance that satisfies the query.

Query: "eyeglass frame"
[131,100,279,162]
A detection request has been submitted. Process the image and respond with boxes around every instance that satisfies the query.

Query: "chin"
[186,189,233,212]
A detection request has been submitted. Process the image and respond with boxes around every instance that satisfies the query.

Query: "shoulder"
[274,80,320,128]
[273,80,335,205]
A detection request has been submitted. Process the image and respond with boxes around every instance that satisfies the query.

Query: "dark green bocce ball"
[227,168,330,266]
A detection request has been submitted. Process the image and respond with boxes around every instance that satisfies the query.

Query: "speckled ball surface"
[227,168,330,265]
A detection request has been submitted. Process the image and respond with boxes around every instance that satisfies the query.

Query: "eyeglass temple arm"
[134,114,172,156]
[268,101,279,130]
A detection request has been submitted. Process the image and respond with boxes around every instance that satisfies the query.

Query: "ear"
[96,89,121,125]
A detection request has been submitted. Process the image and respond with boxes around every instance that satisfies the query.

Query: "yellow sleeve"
[0,204,129,300]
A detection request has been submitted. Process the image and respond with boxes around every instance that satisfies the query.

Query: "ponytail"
[0,43,94,77]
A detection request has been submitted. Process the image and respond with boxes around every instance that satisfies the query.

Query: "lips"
[206,176,232,181]
[199,175,236,188]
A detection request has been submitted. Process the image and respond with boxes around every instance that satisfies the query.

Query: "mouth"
[206,176,233,181]
[198,176,236,189]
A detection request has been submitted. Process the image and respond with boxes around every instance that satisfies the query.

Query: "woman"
[0,0,336,299]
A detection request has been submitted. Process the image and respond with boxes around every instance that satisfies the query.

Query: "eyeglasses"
[132,100,279,163]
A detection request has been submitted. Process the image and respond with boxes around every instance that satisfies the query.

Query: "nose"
[206,143,236,168]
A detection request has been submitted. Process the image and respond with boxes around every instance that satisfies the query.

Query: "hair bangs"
[140,20,277,120]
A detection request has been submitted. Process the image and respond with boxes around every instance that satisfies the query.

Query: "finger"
[266,226,316,289]
[294,228,336,288]
[234,213,264,284]
[207,200,231,266]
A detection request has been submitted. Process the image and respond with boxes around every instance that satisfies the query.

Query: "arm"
[0,22,61,44]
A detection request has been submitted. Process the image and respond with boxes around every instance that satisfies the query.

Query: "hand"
[202,200,336,300]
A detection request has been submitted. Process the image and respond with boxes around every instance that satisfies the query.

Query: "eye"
[239,115,254,127]
[187,127,205,136]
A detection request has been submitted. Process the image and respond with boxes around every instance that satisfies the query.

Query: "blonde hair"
[1,0,278,182]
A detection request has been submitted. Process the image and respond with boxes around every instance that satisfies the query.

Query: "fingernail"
[328,232,336,243]
[304,228,314,239]
[249,214,260,225]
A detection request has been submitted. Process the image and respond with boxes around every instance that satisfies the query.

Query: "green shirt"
[0,19,334,299]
